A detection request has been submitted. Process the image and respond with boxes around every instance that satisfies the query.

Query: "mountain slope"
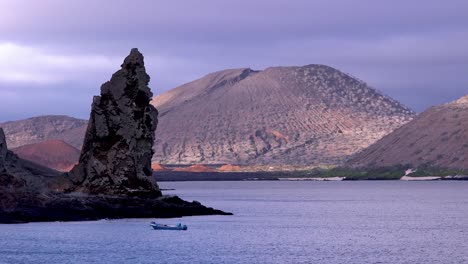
[348,95,468,169]
[0,128,62,190]
[152,65,414,165]
[11,140,80,172]
[0,115,87,149]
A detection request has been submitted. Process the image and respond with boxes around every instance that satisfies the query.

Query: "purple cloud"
[0,0,467,121]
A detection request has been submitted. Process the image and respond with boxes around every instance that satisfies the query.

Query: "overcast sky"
[0,0,467,121]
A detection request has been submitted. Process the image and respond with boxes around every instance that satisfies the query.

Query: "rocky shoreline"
[154,171,468,181]
[0,192,231,224]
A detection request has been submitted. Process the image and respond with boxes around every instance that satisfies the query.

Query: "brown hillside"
[11,140,80,172]
[348,95,468,169]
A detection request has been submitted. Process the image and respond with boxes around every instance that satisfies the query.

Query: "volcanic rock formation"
[0,49,230,223]
[68,48,161,197]
[348,95,468,169]
[152,66,415,165]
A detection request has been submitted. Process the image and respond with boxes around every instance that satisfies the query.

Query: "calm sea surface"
[0,181,467,264]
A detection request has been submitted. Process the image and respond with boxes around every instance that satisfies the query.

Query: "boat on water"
[150,222,188,231]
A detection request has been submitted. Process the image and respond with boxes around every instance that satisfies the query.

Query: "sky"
[0,0,467,121]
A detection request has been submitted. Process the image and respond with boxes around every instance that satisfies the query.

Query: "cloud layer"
[0,0,467,121]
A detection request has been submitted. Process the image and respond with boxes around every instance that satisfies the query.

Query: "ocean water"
[0,181,467,264]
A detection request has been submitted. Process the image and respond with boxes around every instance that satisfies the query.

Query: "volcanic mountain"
[11,140,80,172]
[152,65,414,165]
[348,95,468,169]
[0,115,87,150]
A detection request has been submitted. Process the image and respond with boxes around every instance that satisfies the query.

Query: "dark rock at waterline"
[0,192,231,224]
[0,133,231,224]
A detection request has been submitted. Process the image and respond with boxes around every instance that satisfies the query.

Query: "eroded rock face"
[0,128,7,165]
[0,129,8,180]
[0,128,17,186]
[68,48,161,197]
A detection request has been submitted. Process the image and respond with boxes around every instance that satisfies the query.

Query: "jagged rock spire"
[69,48,160,197]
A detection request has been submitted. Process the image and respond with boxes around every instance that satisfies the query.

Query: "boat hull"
[150,223,188,231]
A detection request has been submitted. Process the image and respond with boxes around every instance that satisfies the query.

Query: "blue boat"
[150,222,188,231]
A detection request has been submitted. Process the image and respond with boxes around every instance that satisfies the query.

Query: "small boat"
[150,222,188,231]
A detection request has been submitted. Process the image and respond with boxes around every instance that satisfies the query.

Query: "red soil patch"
[218,164,242,172]
[151,163,168,171]
[267,129,289,142]
[62,163,78,172]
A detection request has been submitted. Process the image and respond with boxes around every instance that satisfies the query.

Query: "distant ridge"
[348,95,468,169]
[152,65,414,165]
[0,115,87,149]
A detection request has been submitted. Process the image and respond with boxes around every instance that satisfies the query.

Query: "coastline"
[154,171,468,182]
[0,193,231,224]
